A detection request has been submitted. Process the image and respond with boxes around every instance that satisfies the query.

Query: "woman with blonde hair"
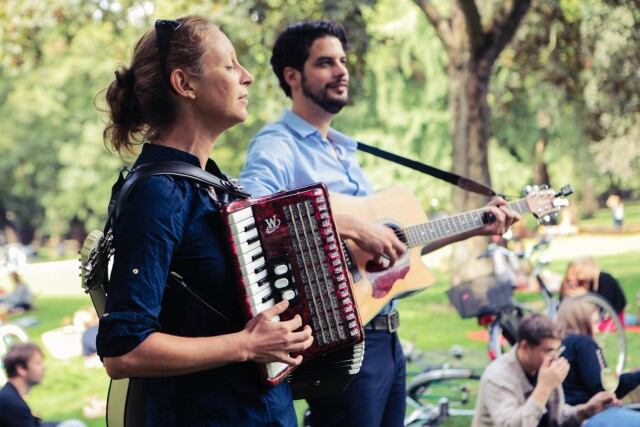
[555,298,640,425]
[560,258,627,327]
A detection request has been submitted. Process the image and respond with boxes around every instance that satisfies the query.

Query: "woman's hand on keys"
[241,299,314,365]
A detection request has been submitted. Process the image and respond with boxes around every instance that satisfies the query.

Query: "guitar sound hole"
[363,221,409,273]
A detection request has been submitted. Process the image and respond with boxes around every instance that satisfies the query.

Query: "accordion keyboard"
[223,184,364,385]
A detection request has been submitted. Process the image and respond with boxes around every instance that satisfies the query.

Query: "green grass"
[579,200,640,229]
[9,296,109,427]
[6,250,640,426]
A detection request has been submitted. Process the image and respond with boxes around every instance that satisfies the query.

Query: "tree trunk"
[448,15,493,283]
[413,0,533,283]
[534,138,550,185]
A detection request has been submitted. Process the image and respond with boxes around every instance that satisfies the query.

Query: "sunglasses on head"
[155,19,183,85]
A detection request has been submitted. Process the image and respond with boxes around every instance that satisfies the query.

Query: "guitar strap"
[356,141,499,197]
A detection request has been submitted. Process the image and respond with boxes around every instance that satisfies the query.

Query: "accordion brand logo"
[264,215,281,234]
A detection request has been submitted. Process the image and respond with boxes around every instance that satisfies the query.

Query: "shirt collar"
[135,143,225,178]
[280,110,358,151]
[280,110,319,139]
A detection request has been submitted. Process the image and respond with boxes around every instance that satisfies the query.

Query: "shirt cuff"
[96,311,159,358]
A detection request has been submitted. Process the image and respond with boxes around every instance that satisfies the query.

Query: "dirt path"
[5,233,639,296]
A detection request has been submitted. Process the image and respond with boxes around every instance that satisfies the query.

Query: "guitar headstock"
[79,230,104,292]
[524,184,572,223]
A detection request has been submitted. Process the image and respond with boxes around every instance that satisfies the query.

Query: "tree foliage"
[0,0,637,248]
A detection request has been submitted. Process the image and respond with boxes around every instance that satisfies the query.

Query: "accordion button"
[274,278,289,289]
[274,264,289,275]
[282,290,296,301]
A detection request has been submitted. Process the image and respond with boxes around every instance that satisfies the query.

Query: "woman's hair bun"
[114,67,135,88]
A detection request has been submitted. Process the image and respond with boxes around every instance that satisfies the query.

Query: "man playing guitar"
[239,20,519,427]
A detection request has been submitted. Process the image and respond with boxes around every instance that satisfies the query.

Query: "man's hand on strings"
[335,214,406,266]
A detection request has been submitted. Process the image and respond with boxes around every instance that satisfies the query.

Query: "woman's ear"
[169,69,196,99]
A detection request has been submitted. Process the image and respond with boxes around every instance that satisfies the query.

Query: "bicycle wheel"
[574,293,626,375]
[406,368,480,426]
[487,305,530,360]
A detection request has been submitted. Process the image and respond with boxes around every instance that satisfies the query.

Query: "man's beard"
[301,74,348,114]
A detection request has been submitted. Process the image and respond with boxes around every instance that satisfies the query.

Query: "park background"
[0,0,638,425]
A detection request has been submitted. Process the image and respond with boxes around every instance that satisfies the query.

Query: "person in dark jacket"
[0,342,85,427]
[556,298,640,426]
[560,258,627,327]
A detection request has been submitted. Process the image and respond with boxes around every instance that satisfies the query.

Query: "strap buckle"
[387,310,400,333]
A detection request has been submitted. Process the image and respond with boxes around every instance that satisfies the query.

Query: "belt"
[364,310,400,333]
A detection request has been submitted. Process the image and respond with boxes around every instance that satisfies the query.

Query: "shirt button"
[132,268,139,275]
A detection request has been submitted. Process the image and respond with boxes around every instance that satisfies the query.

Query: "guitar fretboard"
[397,198,530,248]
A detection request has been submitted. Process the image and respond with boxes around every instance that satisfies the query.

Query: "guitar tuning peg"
[541,184,549,190]
[543,214,551,223]
[533,185,540,192]
[524,185,533,195]
[556,185,573,197]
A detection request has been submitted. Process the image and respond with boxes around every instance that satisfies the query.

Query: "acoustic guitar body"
[330,188,436,324]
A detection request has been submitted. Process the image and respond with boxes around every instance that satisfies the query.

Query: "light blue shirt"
[240,110,395,317]
[239,110,374,198]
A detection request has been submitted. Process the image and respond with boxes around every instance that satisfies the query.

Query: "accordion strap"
[111,160,250,221]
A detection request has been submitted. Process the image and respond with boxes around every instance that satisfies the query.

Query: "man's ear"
[169,69,196,99]
[15,364,27,378]
[283,66,301,92]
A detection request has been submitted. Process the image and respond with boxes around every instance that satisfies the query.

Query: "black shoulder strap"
[111,161,250,220]
[356,141,498,197]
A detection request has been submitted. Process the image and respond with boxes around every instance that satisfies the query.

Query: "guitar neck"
[399,198,531,248]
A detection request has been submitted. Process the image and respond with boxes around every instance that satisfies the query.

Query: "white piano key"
[247,279,270,296]
[266,361,289,379]
[232,227,259,246]
[238,237,261,254]
[240,256,266,278]
[246,284,273,308]
[236,246,263,266]
[250,298,275,316]
[228,206,254,224]
[243,268,268,290]
[229,215,256,235]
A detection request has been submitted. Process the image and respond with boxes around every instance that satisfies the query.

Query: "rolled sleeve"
[96,176,188,358]
[239,128,295,197]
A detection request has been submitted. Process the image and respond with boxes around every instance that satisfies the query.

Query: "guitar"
[329,185,572,324]
[80,230,145,427]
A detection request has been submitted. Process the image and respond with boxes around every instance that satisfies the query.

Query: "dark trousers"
[307,330,406,427]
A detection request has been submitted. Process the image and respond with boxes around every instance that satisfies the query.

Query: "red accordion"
[220,183,364,397]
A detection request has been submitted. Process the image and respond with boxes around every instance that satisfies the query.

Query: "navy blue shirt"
[96,144,295,426]
[562,333,640,405]
[0,382,40,427]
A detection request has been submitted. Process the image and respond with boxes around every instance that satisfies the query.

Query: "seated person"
[0,342,86,427]
[0,272,33,314]
[560,258,626,326]
[473,313,615,427]
[72,307,99,367]
[556,297,640,424]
